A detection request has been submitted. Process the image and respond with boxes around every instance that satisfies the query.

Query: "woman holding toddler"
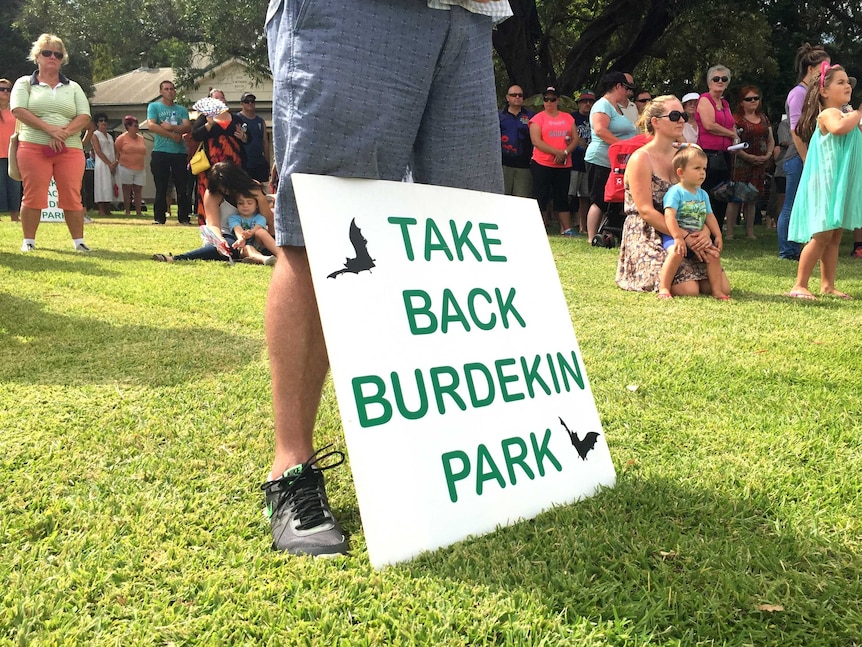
[616,96,730,297]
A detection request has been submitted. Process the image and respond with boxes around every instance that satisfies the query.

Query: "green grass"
[1,215,861,646]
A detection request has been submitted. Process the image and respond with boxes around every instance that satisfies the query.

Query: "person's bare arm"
[591,111,622,146]
[696,97,737,139]
[819,105,862,137]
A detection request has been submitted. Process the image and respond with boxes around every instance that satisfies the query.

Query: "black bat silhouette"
[327,218,376,279]
[559,417,599,460]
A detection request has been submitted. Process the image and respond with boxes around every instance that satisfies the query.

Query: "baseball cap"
[543,86,559,97]
[240,92,257,103]
[577,90,596,101]
[681,92,700,104]
[602,71,634,90]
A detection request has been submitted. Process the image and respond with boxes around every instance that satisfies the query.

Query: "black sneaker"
[261,445,348,557]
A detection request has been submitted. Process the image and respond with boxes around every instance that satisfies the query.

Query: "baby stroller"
[592,134,651,248]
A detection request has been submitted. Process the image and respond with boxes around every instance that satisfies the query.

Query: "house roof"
[91,67,173,107]
[91,61,272,107]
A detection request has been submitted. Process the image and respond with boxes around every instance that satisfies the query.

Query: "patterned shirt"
[427,0,512,23]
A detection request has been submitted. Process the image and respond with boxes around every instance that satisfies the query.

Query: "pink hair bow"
[819,61,839,89]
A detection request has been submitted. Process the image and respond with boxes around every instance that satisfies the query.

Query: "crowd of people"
[498,44,862,301]
[1,33,273,257]
[2,20,861,565]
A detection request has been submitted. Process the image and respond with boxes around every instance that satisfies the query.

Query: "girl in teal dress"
[787,63,862,300]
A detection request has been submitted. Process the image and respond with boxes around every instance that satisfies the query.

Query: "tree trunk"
[492,0,549,97]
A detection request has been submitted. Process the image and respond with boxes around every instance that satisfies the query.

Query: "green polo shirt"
[10,72,89,149]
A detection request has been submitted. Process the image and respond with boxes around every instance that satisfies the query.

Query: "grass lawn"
[1,215,861,646]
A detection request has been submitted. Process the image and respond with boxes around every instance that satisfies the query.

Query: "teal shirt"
[584,97,637,168]
[147,100,189,154]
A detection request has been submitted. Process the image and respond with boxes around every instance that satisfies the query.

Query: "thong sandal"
[786,291,816,301]
[822,290,852,300]
[152,253,173,262]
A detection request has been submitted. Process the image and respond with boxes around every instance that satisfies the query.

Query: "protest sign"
[41,179,66,222]
[293,175,616,568]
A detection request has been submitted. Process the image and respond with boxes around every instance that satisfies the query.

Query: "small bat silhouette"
[559,417,600,460]
[327,218,376,279]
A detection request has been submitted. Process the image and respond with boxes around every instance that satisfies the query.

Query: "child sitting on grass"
[659,144,729,300]
[229,193,278,266]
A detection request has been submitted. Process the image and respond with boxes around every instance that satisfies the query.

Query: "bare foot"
[821,289,852,299]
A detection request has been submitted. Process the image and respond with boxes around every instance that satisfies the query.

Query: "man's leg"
[171,154,191,223]
[150,152,169,224]
[262,0,472,556]
[412,7,502,194]
[266,247,329,476]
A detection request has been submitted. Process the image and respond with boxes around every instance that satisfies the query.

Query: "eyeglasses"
[507,93,523,98]
[0,88,11,93]
[711,76,729,83]
[635,97,651,104]
[543,96,558,102]
[743,96,760,102]
[656,110,690,123]
[97,118,108,123]
[41,50,64,60]
[242,99,256,103]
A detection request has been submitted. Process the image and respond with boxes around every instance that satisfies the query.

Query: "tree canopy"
[1,0,859,118]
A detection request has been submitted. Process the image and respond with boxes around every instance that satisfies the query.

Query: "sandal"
[152,253,174,262]
[786,290,816,301]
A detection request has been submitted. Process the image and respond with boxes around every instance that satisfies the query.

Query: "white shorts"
[117,164,145,187]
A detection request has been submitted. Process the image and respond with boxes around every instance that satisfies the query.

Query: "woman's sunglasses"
[711,76,729,83]
[656,110,690,123]
[41,49,64,60]
[743,96,760,102]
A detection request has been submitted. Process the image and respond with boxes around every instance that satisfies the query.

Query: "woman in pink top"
[696,65,738,229]
[0,78,21,222]
[529,86,577,236]
[114,115,147,216]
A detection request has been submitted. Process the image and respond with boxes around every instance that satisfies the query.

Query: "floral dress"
[731,113,771,193]
[615,173,708,292]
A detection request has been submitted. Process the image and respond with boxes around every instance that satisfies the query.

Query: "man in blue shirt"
[146,80,192,224]
[236,92,270,184]
[499,84,534,197]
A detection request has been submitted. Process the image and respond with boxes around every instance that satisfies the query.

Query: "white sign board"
[41,179,66,222]
[293,175,616,568]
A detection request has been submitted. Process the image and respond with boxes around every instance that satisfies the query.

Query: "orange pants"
[18,141,85,210]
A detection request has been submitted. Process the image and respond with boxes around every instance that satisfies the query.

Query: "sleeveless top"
[695,93,733,151]
[789,117,862,242]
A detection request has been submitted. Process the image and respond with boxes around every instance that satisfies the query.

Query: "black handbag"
[706,150,728,172]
